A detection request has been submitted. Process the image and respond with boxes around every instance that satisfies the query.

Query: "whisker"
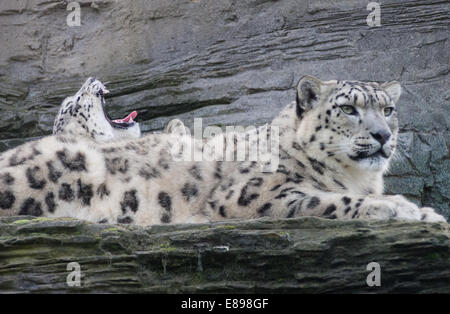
[392,150,402,161]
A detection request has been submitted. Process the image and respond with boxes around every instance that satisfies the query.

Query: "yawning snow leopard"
[53,77,141,142]
[0,76,446,225]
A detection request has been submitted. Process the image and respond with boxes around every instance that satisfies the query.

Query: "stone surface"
[0,0,448,217]
[0,216,449,293]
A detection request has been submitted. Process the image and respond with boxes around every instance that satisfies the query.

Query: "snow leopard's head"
[73,77,141,141]
[295,75,401,172]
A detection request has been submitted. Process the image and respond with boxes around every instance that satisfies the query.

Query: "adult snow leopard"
[0,76,445,224]
[53,77,141,142]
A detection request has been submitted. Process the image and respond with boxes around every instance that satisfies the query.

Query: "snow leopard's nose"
[370,130,391,145]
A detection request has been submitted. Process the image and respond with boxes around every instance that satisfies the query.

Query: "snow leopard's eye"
[339,105,357,115]
[383,107,394,117]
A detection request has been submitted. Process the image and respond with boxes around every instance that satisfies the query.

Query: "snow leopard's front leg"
[275,188,446,223]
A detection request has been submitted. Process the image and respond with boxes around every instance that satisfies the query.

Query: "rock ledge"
[0,216,448,293]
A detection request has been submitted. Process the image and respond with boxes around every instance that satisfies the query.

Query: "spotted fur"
[53,77,141,142]
[0,76,446,225]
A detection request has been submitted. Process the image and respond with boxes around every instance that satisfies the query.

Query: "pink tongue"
[112,111,137,123]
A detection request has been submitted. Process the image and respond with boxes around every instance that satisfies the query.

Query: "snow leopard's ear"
[79,77,96,92]
[296,75,322,116]
[381,81,402,104]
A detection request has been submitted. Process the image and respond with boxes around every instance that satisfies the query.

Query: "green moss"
[12,217,53,224]
[105,227,120,233]
[157,241,179,252]
[219,225,236,230]
[12,219,32,225]
[31,217,53,222]
[424,252,442,261]
[190,273,206,285]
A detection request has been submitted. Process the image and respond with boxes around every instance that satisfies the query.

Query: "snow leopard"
[0,76,445,225]
[53,77,141,142]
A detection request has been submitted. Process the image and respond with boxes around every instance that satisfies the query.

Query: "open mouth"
[99,91,138,129]
[349,149,389,161]
[111,111,138,129]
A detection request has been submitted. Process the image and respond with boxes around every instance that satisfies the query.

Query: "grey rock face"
[0,0,448,217]
[0,216,449,293]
